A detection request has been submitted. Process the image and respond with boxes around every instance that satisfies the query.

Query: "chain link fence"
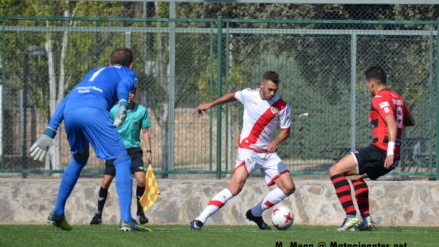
[1,6,438,180]
[3,2,438,21]
[219,19,438,181]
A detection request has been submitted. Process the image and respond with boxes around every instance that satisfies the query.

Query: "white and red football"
[271,206,294,230]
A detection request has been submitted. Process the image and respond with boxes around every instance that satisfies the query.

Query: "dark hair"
[365,65,386,85]
[110,48,133,67]
[263,71,280,84]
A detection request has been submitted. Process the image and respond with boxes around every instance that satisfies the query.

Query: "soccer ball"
[271,206,294,230]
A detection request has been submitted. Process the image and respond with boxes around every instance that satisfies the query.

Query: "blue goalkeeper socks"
[54,155,88,217]
[114,155,133,222]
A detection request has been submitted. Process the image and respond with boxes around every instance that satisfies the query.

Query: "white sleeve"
[234,88,252,103]
[279,104,292,129]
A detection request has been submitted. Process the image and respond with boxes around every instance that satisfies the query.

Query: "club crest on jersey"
[134,121,139,128]
[271,107,279,114]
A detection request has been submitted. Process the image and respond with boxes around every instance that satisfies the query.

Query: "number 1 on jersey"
[89,67,106,82]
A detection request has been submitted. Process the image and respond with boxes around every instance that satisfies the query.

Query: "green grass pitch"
[0,224,438,247]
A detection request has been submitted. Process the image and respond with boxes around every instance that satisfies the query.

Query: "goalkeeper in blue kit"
[30,48,149,232]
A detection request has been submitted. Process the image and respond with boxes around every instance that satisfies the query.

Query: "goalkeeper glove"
[30,128,56,162]
[113,101,128,127]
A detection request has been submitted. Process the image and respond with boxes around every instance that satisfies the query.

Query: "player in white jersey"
[189,71,295,230]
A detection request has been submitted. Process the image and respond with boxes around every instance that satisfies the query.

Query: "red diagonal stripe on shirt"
[240,98,287,149]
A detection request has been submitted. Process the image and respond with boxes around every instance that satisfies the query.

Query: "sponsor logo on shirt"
[392,99,404,105]
[379,101,390,109]
[247,99,258,105]
[384,107,390,113]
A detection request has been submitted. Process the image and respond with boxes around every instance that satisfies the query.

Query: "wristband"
[146,150,152,153]
[387,141,395,156]
[44,127,57,138]
[119,100,128,107]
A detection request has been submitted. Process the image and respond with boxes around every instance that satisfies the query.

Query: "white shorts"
[233,148,289,186]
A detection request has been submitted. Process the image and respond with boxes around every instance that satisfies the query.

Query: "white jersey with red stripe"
[234,88,291,152]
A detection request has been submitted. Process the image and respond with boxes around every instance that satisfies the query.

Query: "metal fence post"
[428,24,434,173]
[1,19,4,171]
[22,46,45,178]
[216,16,223,179]
[436,19,439,181]
[350,31,357,151]
[225,21,230,172]
[168,2,176,179]
[209,22,214,172]
[22,52,28,178]
[125,32,131,48]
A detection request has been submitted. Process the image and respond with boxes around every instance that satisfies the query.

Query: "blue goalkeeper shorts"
[64,107,127,160]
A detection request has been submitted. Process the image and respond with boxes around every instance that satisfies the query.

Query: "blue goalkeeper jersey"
[48,65,138,130]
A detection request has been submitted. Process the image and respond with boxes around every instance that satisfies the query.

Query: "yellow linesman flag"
[139,164,160,212]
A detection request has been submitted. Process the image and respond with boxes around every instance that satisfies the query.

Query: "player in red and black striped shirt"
[328,65,415,231]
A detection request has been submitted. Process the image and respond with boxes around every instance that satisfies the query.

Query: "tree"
[0,0,128,171]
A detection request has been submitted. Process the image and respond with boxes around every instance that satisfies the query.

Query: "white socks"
[251,188,287,217]
[196,188,233,223]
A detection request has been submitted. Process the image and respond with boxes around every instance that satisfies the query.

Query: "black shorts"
[352,144,399,180]
[104,147,145,176]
